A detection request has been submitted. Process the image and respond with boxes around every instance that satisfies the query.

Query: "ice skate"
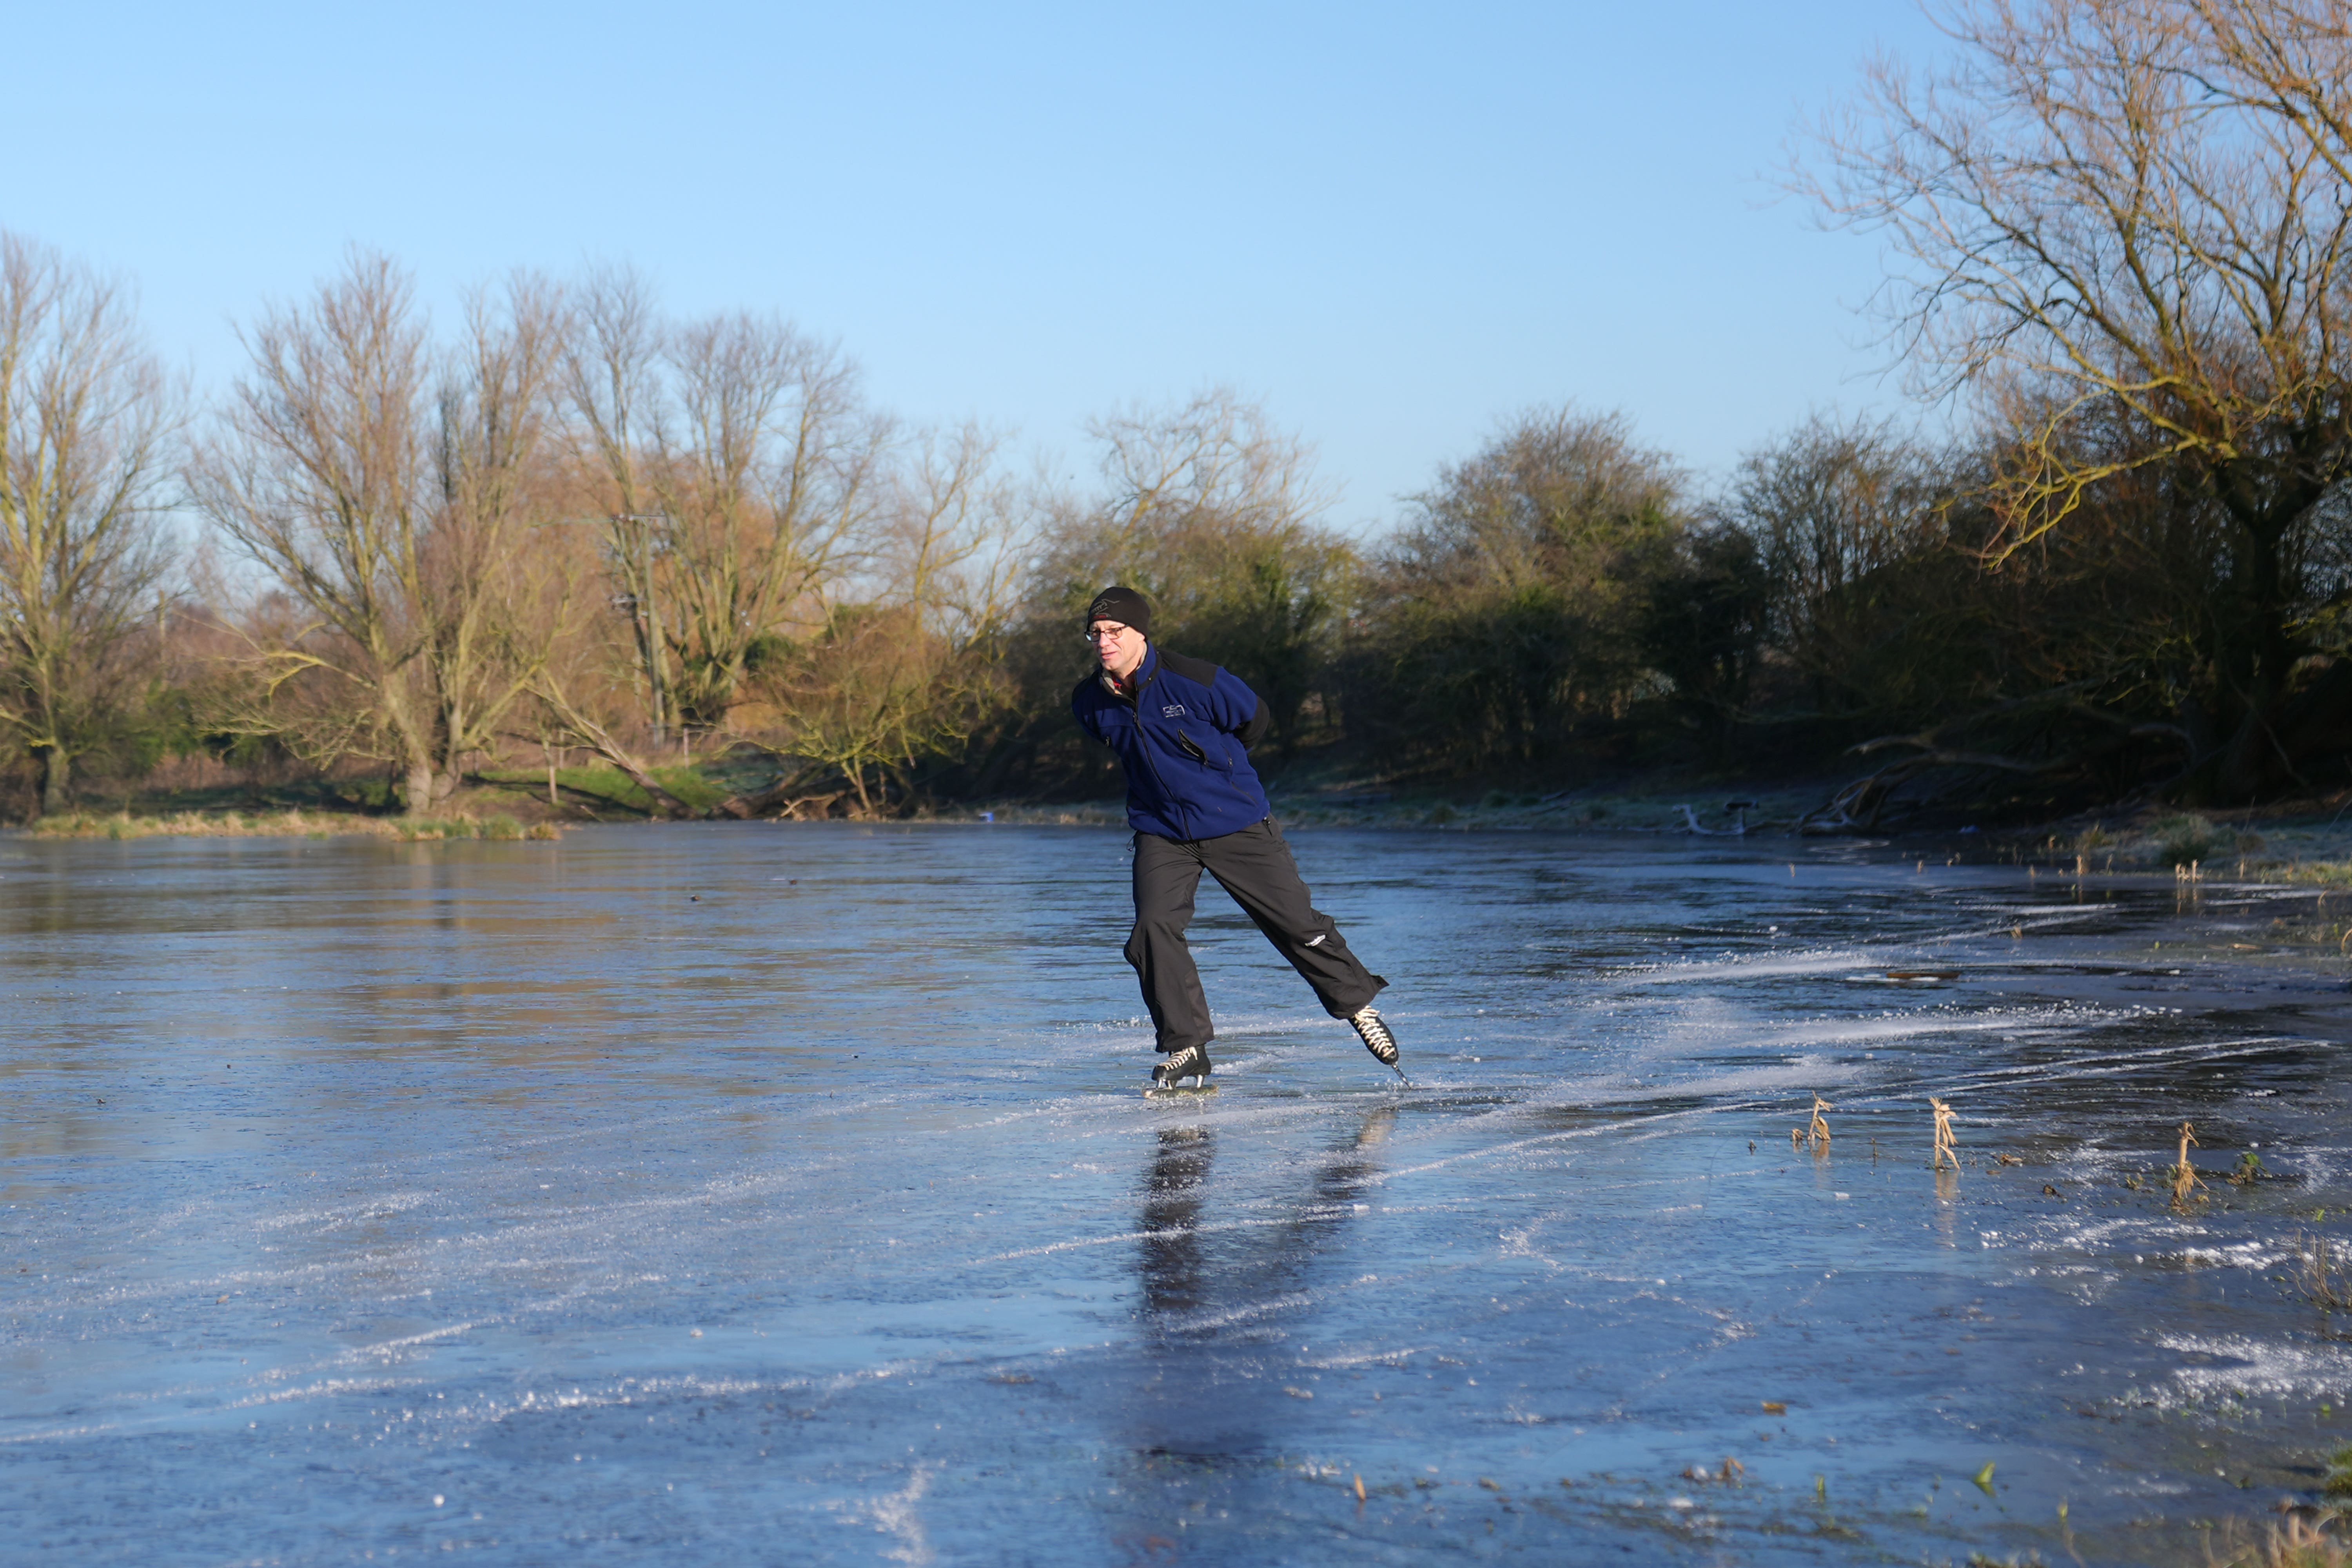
[1148,1042,1212,1093]
[1349,1006,1406,1078]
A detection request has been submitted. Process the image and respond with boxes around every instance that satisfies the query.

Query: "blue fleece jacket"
[1071,645,1273,841]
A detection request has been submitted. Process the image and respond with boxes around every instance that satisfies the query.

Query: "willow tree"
[1804,0,2352,798]
[0,233,178,816]
[760,423,1018,813]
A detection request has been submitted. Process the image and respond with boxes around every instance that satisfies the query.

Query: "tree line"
[6,0,2352,824]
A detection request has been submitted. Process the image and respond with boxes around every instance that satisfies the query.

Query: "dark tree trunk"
[2184,472,2315,802]
[35,747,69,817]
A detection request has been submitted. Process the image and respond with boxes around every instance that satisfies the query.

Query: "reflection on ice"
[4,826,2352,1562]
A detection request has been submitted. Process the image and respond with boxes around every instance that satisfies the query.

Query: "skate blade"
[1143,1080,1216,1097]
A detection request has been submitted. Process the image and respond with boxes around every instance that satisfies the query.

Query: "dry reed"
[2173,1122,2208,1212]
[1931,1098,1957,1170]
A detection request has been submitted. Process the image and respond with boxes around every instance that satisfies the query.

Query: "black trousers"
[1126,818,1385,1053]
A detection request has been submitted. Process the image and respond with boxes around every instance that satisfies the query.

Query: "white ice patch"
[2156,1334,2352,1404]
[2167,1241,2286,1272]
[1737,1007,2107,1054]
[857,1464,936,1566]
[1615,950,1878,985]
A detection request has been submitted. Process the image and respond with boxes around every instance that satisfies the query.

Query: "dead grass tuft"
[2301,1233,2352,1312]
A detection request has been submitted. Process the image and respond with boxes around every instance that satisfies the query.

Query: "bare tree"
[0,232,179,816]
[652,311,882,731]
[557,277,884,745]
[425,272,574,789]
[194,251,569,814]
[1800,0,2352,795]
[558,264,672,735]
[1040,388,1338,605]
[1028,389,1352,747]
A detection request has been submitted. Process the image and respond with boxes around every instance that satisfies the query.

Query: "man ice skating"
[1070,585,1402,1089]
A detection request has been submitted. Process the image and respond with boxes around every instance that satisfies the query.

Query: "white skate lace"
[1352,1007,1397,1063]
[1156,1046,1208,1083]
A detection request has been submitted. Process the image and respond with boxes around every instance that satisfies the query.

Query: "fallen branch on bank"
[1798,695,2193,834]
[527,679,705,819]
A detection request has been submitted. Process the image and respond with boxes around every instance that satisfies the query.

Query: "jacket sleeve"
[1236,697,1271,751]
[1069,678,1102,742]
[1209,666,1268,746]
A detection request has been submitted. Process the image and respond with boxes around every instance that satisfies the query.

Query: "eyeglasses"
[1083,624,1132,644]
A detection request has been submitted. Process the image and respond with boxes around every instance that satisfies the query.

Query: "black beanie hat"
[1084,586,1152,636]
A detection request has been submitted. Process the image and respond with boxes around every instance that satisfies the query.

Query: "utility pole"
[612,513,669,743]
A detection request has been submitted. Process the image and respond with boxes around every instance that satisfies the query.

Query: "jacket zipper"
[1121,658,1190,840]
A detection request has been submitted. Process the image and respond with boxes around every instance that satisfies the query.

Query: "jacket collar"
[1100,643,1157,702]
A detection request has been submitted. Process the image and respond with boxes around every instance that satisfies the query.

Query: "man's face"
[1087,619,1147,679]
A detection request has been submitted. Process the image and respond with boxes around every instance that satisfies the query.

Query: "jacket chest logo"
[1160,703,1186,718]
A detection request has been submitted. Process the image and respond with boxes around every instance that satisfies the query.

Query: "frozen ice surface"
[4,824,2352,1563]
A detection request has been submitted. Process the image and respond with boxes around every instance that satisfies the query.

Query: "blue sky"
[4,2,1949,533]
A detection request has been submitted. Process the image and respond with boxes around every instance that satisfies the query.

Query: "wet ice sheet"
[4,826,2352,1564]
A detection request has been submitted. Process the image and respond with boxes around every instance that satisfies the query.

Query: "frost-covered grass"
[2054,808,2352,882]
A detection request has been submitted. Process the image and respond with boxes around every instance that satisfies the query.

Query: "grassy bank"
[16,754,2352,888]
[471,762,736,816]
[19,808,562,842]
